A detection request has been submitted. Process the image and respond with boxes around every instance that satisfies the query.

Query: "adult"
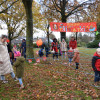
[41,40,50,57]
[51,38,58,60]
[0,35,17,83]
[60,38,67,59]
[21,39,26,59]
[69,36,77,49]
[7,41,14,65]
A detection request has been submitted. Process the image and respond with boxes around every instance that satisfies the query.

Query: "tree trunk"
[60,17,66,41]
[76,32,78,41]
[8,29,13,47]
[22,0,34,60]
[60,3,66,41]
[47,24,50,47]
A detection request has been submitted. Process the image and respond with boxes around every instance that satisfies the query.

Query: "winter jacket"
[51,42,58,52]
[21,41,26,52]
[69,40,77,49]
[41,42,49,49]
[7,43,12,53]
[39,48,44,57]
[67,50,74,58]
[92,52,100,71]
[0,39,13,75]
[60,42,67,52]
[13,57,25,78]
[73,52,80,63]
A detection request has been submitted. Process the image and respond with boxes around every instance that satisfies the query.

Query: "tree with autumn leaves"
[0,0,19,14]
[41,0,97,40]
[0,1,25,46]
[0,0,44,59]
[0,0,100,58]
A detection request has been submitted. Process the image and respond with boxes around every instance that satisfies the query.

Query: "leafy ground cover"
[0,47,100,100]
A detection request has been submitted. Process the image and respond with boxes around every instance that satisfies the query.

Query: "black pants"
[53,52,58,59]
[76,62,79,69]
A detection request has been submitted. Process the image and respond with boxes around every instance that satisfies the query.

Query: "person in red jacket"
[69,36,77,49]
[51,38,58,60]
[92,48,100,82]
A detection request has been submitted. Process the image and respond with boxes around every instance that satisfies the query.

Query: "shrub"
[87,40,100,48]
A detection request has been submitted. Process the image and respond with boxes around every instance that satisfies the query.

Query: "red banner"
[50,22,97,32]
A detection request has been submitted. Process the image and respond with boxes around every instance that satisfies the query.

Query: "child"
[51,38,58,61]
[13,45,21,61]
[72,48,80,69]
[13,45,18,61]
[38,48,44,57]
[92,48,100,82]
[67,47,74,66]
[13,57,25,89]
[60,39,67,59]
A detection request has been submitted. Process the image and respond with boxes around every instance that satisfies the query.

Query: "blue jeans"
[1,72,15,80]
[18,78,23,85]
[94,71,100,82]
[62,52,66,59]
[69,58,72,63]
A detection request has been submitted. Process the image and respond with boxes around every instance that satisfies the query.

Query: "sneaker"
[14,77,18,81]
[20,84,24,89]
[53,59,55,61]
[2,80,8,83]
[57,59,59,61]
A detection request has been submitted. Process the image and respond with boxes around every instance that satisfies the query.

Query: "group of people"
[39,37,79,69]
[39,36,100,83]
[7,39,26,64]
[51,37,79,69]
[0,34,100,90]
[0,35,25,89]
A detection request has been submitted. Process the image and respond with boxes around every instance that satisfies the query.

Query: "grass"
[0,47,100,100]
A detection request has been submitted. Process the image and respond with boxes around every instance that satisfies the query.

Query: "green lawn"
[0,47,100,100]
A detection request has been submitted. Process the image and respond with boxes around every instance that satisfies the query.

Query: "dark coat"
[13,57,25,78]
[21,41,26,52]
[92,52,100,71]
[39,48,44,57]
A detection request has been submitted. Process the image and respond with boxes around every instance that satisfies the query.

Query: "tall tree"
[0,1,25,45]
[0,0,19,14]
[41,0,95,41]
[22,0,34,60]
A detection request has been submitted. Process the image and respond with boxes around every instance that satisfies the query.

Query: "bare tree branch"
[0,0,19,14]
[0,0,7,6]
[65,2,95,18]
